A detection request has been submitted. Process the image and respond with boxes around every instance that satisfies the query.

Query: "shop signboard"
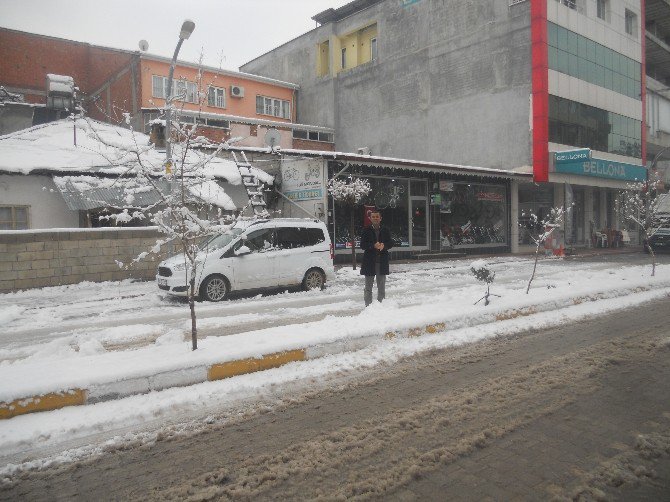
[554,149,591,163]
[476,191,504,202]
[553,150,646,182]
[281,160,324,201]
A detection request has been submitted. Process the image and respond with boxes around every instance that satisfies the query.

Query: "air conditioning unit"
[230,85,245,98]
[357,147,371,155]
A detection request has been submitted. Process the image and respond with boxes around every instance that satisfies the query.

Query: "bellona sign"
[553,149,647,182]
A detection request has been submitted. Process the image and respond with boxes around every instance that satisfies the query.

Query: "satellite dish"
[138,40,149,52]
[264,128,281,150]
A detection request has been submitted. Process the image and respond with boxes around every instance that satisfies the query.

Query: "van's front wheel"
[302,268,325,291]
[200,275,229,302]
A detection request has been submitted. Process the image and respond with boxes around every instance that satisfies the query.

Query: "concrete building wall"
[0,174,79,229]
[0,228,164,292]
[242,0,533,170]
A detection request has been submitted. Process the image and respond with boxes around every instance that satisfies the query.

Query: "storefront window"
[439,183,507,248]
[333,177,410,249]
[518,184,553,245]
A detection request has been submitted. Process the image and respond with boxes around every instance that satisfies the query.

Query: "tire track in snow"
[154,330,666,501]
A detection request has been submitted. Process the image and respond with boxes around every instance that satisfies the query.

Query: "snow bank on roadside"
[1,263,669,404]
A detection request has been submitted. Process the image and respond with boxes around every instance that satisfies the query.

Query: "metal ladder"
[232,151,268,217]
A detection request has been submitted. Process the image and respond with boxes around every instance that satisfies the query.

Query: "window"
[292,130,334,142]
[625,9,637,37]
[151,75,198,103]
[318,40,330,77]
[0,206,29,230]
[370,38,378,61]
[186,82,198,103]
[341,47,347,69]
[548,95,641,158]
[206,118,230,129]
[557,0,576,10]
[152,75,165,99]
[596,0,607,20]
[208,86,225,108]
[547,23,641,100]
[275,227,325,249]
[243,228,274,252]
[143,111,160,134]
[256,95,291,119]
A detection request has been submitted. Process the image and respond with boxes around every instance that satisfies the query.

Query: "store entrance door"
[411,198,428,248]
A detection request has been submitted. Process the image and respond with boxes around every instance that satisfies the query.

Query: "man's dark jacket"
[359,225,394,276]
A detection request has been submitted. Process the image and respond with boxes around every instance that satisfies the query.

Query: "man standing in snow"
[360,210,394,306]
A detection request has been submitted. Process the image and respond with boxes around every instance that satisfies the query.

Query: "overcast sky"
[0,0,353,71]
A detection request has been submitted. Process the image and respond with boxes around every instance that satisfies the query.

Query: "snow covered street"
[1,252,670,477]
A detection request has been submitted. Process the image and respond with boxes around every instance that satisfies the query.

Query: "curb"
[1,283,666,420]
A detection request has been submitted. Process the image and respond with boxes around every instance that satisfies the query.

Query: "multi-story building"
[645,0,670,177]
[0,27,335,151]
[242,0,653,250]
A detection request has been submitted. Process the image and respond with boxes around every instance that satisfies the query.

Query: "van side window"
[243,228,275,252]
[276,227,325,249]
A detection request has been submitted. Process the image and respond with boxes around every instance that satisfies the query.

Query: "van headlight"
[172,262,187,272]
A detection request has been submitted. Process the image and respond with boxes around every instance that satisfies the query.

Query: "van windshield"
[200,228,245,251]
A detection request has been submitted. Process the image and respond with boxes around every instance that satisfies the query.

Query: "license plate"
[158,278,168,286]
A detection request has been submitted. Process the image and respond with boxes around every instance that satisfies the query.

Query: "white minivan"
[157,218,335,301]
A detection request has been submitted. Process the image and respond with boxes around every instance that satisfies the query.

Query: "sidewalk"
[2,253,668,421]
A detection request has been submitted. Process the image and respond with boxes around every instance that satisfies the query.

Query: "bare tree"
[523,206,568,294]
[619,171,668,277]
[328,176,371,270]
[71,68,272,350]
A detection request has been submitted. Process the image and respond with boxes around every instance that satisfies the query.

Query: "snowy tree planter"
[619,171,669,277]
[471,260,499,306]
[328,177,371,270]
[522,207,568,294]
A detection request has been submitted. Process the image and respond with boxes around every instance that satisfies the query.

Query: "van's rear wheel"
[200,275,229,302]
[302,269,325,291]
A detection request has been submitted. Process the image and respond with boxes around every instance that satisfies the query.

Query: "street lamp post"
[164,20,195,258]
[164,19,196,171]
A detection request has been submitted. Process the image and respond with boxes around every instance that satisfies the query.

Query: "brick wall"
[0,228,166,293]
[0,28,139,120]
[292,138,335,151]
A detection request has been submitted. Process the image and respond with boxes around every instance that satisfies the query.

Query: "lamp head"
[179,20,196,40]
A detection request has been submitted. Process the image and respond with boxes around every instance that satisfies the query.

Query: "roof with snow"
[0,118,273,186]
[225,146,532,181]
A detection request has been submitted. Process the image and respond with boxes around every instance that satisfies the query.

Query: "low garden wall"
[0,227,166,293]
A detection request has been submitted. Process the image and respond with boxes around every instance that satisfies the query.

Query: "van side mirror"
[234,245,251,256]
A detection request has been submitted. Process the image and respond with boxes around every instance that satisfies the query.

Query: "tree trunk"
[350,207,357,270]
[652,250,656,277]
[189,276,198,350]
[526,241,541,294]
[649,245,656,277]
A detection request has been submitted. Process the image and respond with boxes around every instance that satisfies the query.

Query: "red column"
[531,0,549,182]
[640,0,647,167]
